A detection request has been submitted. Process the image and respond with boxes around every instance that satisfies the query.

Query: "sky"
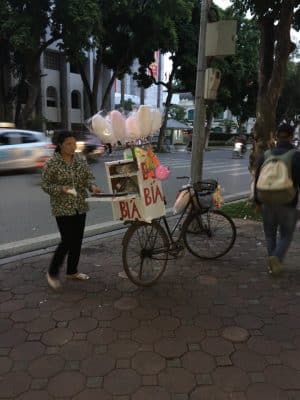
[213,0,232,9]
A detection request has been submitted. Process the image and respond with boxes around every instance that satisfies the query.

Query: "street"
[0,147,251,245]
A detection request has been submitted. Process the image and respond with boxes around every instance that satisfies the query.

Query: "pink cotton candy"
[125,114,141,139]
[155,165,170,180]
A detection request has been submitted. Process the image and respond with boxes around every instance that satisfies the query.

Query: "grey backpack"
[256,149,297,204]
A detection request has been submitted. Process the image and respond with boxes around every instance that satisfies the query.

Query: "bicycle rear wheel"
[122,221,169,286]
[182,209,236,259]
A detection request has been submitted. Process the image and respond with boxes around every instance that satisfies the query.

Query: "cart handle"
[91,192,129,198]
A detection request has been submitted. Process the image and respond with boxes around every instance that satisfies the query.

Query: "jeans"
[261,204,297,261]
[49,213,86,277]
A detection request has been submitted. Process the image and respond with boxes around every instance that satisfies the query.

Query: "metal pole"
[191,0,211,183]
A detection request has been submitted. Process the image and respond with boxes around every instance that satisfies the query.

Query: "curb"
[0,220,124,260]
[0,193,250,263]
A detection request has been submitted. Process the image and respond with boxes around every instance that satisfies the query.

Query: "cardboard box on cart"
[105,151,166,223]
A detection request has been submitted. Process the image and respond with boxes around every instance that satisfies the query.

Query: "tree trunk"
[0,65,7,121]
[17,61,40,128]
[101,70,118,111]
[140,86,145,105]
[78,55,100,116]
[120,78,125,108]
[250,1,295,173]
[157,88,172,152]
[157,68,175,152]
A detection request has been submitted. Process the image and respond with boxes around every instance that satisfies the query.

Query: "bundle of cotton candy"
[91,112,117,144]
[137,105,153,137]
[125,112,141,139]
[150,108,162,134]
[110,110,126,144]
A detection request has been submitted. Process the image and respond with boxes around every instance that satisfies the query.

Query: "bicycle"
[121,178,236,287]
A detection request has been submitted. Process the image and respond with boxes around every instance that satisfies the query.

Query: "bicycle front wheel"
[122,221,169,286]
[182,210,236,259]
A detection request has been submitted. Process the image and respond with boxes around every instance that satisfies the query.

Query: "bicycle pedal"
[169,243,185,257]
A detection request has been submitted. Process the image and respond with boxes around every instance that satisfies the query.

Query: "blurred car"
[292,138,299,148]
[0,129,54,172]
[52,131,105,162]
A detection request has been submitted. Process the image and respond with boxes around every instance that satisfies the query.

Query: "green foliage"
[99,0,193,80]
[115,99,136,112]
[168,104,186,122]
[277,61,300,123]
[232,0,290,20]
[220,118,237,134]
[26,114,48,130]
[55,0,102,56]
[134,0,196,88]
[222,200,262,221]
[209,132,233,141]
[0,1,51,53]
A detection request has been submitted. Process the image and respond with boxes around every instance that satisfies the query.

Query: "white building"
[39,43,165,131]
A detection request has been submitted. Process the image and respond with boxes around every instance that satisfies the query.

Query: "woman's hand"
[61,186,72,194]
[90,185,102,194]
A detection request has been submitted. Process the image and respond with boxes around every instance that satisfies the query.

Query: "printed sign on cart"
[115,160,166,222]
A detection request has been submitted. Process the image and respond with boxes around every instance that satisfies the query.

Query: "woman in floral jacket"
[42,131,101,290]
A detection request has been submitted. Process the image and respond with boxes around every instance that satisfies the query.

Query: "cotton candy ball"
[150,109,162,134]
[137,105,152,137]
[104,116,118,145]
[110,110,126,143]
[90,112,117,144]
[92,113,109,137]
[155,165,170,180]
[125,114,141,139]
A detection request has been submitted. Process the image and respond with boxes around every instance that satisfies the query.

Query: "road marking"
[230,172,251,176]
[205,168,248,174]
[166,162,248,169]
[223,191,250,200]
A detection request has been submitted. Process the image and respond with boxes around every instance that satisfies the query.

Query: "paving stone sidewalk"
[1,219,300,400]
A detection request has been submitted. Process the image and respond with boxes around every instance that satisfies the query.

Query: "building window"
[46,86,57,107]
[70,62,79,74]
[187,109,194,121]
[71,90,81,109]
[44,51,60,70]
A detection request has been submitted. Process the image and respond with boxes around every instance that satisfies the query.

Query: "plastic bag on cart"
[212,184,224,208]
[173,189,192,214]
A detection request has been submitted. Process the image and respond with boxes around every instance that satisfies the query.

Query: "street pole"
[191,0,211,183]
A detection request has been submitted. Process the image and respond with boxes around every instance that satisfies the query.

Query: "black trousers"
[48,213,86,277]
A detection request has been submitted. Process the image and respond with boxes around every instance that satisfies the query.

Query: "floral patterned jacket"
[41,152,95,216]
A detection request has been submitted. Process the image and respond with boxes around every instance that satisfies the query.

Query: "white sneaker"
[46,273,61,290]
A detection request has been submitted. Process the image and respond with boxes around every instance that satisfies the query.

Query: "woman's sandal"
[66,272,90,280]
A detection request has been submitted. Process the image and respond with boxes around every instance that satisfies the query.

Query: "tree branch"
[147,66,168,88]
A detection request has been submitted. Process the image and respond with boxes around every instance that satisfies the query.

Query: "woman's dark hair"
[53,130,77,153]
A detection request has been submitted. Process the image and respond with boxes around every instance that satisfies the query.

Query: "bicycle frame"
[123,181,214,260]
[158,185,207,248]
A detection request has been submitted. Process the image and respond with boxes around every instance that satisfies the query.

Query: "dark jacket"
[254,141,300,206]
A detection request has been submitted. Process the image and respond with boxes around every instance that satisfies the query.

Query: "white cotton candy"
[150,109,162,133]
[92,113,109,137]
[137,105,152,137]
[90,112,117,144]
[125,114,141,139]
[110,110,126,143]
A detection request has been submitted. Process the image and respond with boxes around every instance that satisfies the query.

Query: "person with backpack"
[254,123,300,276]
